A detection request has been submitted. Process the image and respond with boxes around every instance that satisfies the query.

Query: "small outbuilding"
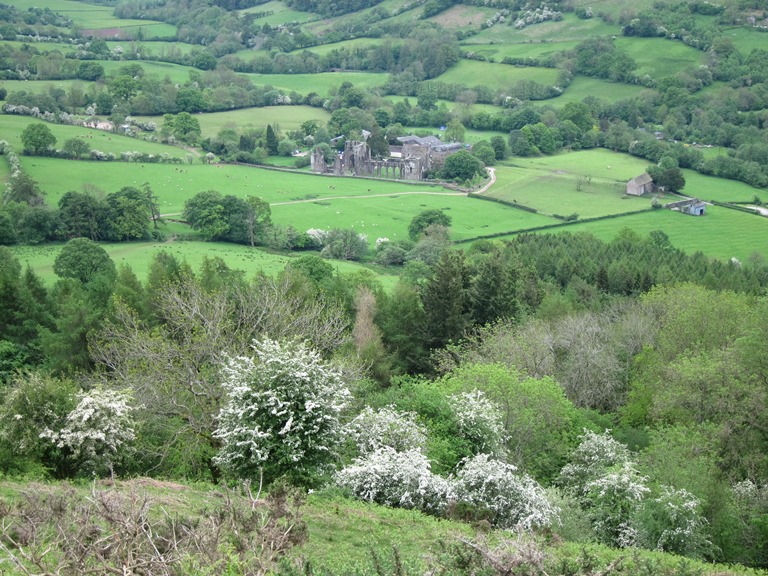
[626,173,655,196]
[681,201,706,216]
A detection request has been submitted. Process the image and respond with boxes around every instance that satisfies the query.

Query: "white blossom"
[453,454,558,530]
[335,447,453,515]
[344,405,427,455]
[213,338,350,481]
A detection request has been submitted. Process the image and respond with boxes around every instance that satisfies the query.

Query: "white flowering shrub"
[558,430,632,496]
[584,461,649,547]
[453,454,558,530]
[448,390,506,457]
[213,338,351,485]
[335,447,453,515]
[635,486,711,556]
[41,387,135,476]
[345,406,427,456]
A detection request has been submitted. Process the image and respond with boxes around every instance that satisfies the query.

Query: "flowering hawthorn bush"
[41,387,135,475]
[584,461,650,547]
[558,429,632,496]
[334,447,453,515]
[344,405,427,456]
[213,339,350,484]
[453,454,558,530]
[448,390,506,457]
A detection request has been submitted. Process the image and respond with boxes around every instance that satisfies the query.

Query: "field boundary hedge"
[467,192,539,213]
[454,207,655,244]
[709,200,761,215]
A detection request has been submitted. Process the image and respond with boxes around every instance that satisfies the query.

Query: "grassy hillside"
[0,480,762,576]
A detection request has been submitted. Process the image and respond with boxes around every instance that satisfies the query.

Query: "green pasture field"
[100,60,194,84]
[682,169,766,203]
[432,60,560,90]
[553,76,649,106]
[460,40,579,61]
[469,13,619,43]
[94,23,178,40]
[512,149,651,181]
[488,164,650,219]
[614,37,706,79]
[721,26,768,55]
[9,239,400,289]
[19,157,454,214]
[7,0,174,35]
[383,96,504,117]
[540,205,768,263]
[244,71,387,95]
[106,40,198,57]
[303,0,419,35]
[1,79,86,96]
[240,0,319,24]
[270,190,554,243]
[427,4,499,29]
[0,114,187,158]
[288,38,386,57]
[569,0,657,18]
[188,106,332,138]
[0,40,78,53]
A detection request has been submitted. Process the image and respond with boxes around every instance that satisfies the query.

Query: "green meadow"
[721,26,768,54]
[191,106,332,138]
[288,38,386,56]
[8,0,174,35]
[1,79,86,95]
[100,60,195,84]
[553,76,650,105]
[682,170,766,203]
[427,4,499,29]
[18,157,453,213]
[106,40,199,56]
[469,13,619,43]
[570,0,658,18]
[488,164,649,219]
[460,40,580,61]
[270,191,554,242]
[1,40,77,53]
[241,0,319,25]
[433,60,560,89]
[512,149,652,181]
[9,240,400,289]
[550,205,768,263]
[614,37,706,79]
[244,71,387,95]
[0,115,187,159]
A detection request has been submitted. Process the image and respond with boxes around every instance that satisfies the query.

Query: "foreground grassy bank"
[0,480,763,576]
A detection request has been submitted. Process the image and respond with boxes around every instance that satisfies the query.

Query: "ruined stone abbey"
[310,135,465,181]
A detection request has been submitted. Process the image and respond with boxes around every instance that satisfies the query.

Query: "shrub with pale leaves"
[453,454,558,530]
[335,447,453,515]
[213,338,351,484]
[344,405,427,456]
[635,485,711,556]
[41,387,135,475]
[448,390,506,457]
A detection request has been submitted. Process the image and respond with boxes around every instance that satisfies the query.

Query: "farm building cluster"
[311,135,466,181]
[627,173,706,216]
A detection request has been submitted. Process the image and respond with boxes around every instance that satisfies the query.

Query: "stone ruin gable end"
[342,140,372,176]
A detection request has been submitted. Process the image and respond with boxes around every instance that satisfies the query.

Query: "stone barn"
[626,173,655,196]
